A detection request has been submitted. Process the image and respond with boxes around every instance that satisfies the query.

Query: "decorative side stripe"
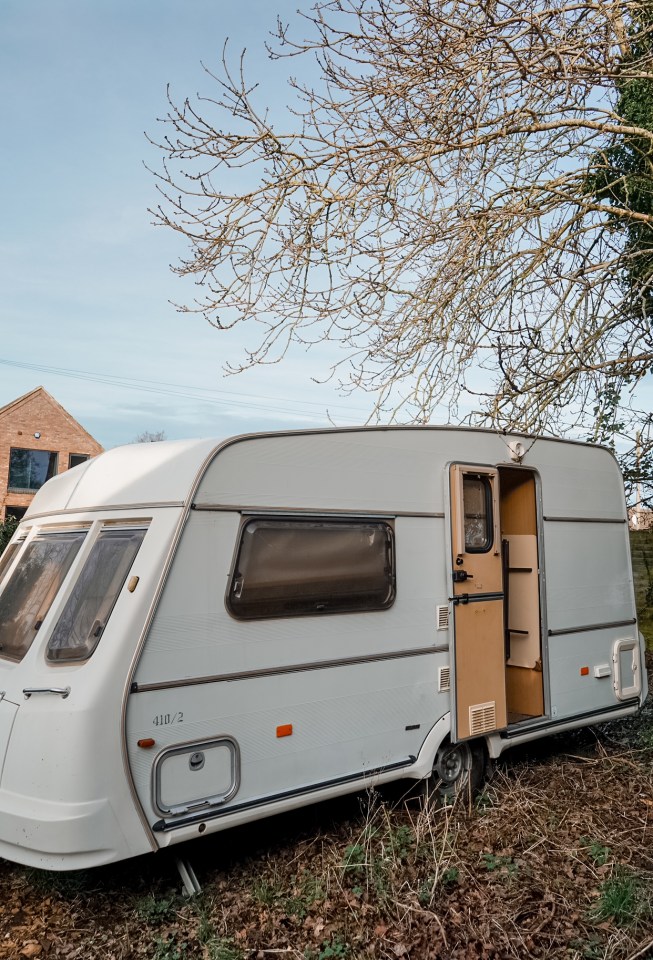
[192,503,445,519]
[132,645,448,694]
[549,618,637,637]
[543,516,626,524]
[502,698,640,739]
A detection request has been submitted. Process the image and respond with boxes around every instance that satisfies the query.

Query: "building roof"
[0,386,102,448]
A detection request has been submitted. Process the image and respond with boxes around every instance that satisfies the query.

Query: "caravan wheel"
[429,740,486,802]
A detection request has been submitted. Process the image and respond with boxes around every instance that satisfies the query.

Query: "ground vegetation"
[1,660,652,960]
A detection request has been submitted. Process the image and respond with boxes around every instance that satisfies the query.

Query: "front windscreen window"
[0,532,86,662]
[47,527,146,661]
[0,540,23,588]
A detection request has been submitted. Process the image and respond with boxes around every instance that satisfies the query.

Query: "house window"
[227,518,395,620]
[68,454,90,469]
[8,448,58,493]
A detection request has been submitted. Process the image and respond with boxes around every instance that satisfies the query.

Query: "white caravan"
[0,427,646,870]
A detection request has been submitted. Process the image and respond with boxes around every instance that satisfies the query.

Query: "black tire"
[424,739,487,804]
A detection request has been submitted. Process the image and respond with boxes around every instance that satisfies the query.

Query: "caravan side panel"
[126,506,451,838]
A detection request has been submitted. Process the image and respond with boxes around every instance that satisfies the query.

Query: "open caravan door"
[449,465,507,740]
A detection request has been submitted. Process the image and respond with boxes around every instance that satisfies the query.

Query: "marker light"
[276,724,293,738]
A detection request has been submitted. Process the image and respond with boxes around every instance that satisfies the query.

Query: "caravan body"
[0,427,645,869]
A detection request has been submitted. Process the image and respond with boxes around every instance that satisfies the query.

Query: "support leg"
[176,857,201,897]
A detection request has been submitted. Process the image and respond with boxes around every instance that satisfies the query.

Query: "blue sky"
[0,0,374,448]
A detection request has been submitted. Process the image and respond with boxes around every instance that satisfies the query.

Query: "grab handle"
[23,687,71,700]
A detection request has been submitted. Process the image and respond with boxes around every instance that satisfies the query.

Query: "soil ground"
[1,660,653,960]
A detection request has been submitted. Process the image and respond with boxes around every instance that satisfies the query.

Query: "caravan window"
[0,539,23,588]
[462,474,493,552]
[0,531,86,662]
[47,527,146,661]
[228,518,395,620]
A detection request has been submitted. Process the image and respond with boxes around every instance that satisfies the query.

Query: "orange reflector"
[580,666,589,676]
[137,738,156,749]
[276,724,293,738]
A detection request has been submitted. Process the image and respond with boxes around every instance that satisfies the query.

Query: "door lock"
[452,570,473,582]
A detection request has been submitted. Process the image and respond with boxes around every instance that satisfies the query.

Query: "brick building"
[0,387,103,521]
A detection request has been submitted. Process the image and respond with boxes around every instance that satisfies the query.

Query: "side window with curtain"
[47,527,146,662]
[227,518,395,620]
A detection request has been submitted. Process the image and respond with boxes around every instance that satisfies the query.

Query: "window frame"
[46,524,148,663]
[68,453,90,469]
[462,473,494,554]
[8,447,59,493]
[226,515,396,621]
[0,529,88,663]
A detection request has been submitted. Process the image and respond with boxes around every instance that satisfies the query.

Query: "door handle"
[23,687,71,700]
[452,570,473,582]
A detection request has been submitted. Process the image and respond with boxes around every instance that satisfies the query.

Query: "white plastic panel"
[26,438,217,516]
[543,522,635,632]
[135,513,443,684]
[0,698,18,784]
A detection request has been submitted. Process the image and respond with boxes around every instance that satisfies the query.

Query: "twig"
[624,935,653,960]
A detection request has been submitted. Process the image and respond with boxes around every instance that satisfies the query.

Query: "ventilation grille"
[436,605,449,631]
[469,701,496,735]
[438,666,451,692]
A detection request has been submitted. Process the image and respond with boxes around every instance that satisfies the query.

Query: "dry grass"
[1,675,653,959]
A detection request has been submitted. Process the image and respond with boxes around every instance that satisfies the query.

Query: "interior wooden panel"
[504,535,540,667]
[454,599,507,739]
[506,664,544,717]
[499,467,544,720]
[499,469,537,536]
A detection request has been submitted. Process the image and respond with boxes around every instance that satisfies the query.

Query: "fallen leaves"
[0,661,651,960]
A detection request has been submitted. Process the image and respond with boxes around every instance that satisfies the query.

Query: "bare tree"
[133,430,167,443]
[149,0,653,495]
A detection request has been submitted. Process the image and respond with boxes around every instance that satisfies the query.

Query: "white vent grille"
[469,701,496,735]
[438,666,451,691]
[436,605,449,631]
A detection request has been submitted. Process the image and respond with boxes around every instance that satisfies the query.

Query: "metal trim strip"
[548,618,637,637]
[543,516,626,524]
[152,755,417,832]
[132,645,447,693]
[192,503,445,519]
[25,502,184,521]
[502,698,639,739]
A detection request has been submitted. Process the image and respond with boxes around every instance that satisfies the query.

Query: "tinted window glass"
[9,449,58,492]
[463,475,492,552]
[0,541,22,587]
[0,532,86,662]
[47,527,146,661]
[228,519,395,620]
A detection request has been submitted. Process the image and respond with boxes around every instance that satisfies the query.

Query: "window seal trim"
[225,515,396,621]
[462,472,494,554]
